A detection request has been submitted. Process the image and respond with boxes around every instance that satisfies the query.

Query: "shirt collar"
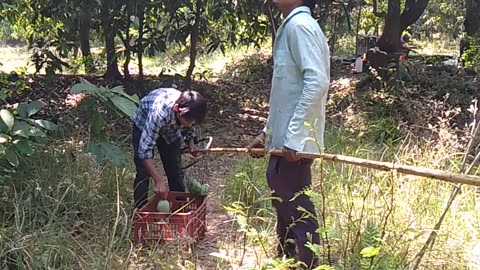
[283,6,311,22]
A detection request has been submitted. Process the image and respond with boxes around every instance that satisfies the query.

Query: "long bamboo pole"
[199,147,480,187]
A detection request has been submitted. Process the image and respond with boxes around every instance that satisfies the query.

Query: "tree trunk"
[376,0,429,53]
[123,34,131,79]
[122,3,132,80]
[376,0,401,53]
[263,0,277,52]
[104,28,121,79]
[460,0,480,61]
[138,8,145,82]
[355,5,363,56]
[464,0,480,37]
[101,3,121,80]
[329,15,337,56]
[185,0,202,90]
[79,3,95,74]
[399,0,430,33]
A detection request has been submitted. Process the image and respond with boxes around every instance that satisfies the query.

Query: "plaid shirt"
[131,88,196,160]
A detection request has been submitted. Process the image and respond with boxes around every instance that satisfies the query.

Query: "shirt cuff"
[137,150,153,160]
[284,131,306,152]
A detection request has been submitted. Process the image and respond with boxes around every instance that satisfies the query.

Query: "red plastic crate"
[133,191,207,246]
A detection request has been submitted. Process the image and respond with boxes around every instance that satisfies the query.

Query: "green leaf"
[18,103,29,118]
[0,145,5,155]
[86,143,103,164]
[90,110,105,137]
[0,109,14,132]
[12,121,30,138]
[131,94,140,104]
[98,86,113,98]
[14,139,33,155]
[110,86,140,104]
[110,96,138,117]
[99,142,127,166]
[360,246,381,258]
[0,133,9,143]
[5,147,19,167]
[27,101,43,117]
[71,82,100,94]
[0,121,7,134]
[29,126,47,137]
[33,120,57,131]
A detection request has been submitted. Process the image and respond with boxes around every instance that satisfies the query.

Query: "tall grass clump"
[0,137,138,269]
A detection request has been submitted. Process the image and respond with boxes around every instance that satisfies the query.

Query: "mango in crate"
[200,184,209,196]
[186,178,209,196]
[156,200,170,213]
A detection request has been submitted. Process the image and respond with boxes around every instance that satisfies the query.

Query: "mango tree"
[373,0,430,53]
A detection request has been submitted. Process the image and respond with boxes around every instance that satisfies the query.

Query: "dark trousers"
[267,156,320,269]
[132,124,185,209]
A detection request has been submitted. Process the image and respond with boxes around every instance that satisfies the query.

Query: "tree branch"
[117,32,128,48]
[372,0,386,17]
[404,0,415,11]
[400,0,430,32]
[347,0,366,11]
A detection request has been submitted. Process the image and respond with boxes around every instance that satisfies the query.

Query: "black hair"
[176,90,207,124]
[302,0,316,10]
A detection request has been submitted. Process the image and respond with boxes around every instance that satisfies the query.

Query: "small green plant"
[258,257,305,270]
[221,157,270,213]
[72,81,139,117]
[357,221,382,270]
[29,39,71,83]
[0,100,57,182]
[0,73,30,100]
[71,81,139,166]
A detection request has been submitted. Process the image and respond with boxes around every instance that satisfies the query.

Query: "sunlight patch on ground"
[0,44,273,79]
[413,40,459,56]
[333,77,356,90]
[0,46,32,73]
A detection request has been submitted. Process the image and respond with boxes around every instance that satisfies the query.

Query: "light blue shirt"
[263,6,330,154]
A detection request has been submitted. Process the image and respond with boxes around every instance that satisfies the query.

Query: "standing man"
[247,0,330,268]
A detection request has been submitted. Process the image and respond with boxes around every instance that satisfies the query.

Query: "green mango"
[156,200,170,213]
[186,178,209,196]
[187,179,201,193]
[200,184,209,196]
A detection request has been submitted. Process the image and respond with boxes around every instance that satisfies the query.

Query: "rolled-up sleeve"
[284,23,329,152]
[182,127,197,144]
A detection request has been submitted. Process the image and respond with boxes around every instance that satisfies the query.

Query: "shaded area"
[328,57,479,147]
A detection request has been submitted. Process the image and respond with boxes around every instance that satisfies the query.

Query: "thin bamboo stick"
[199,147,480,187]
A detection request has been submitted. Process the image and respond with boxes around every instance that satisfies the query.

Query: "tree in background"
[464,0,480,38]
[415,0,464,41]
[1,0,271,87]
[8,0,476,80]
[461,0,480,69]
[374,0,430,53]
